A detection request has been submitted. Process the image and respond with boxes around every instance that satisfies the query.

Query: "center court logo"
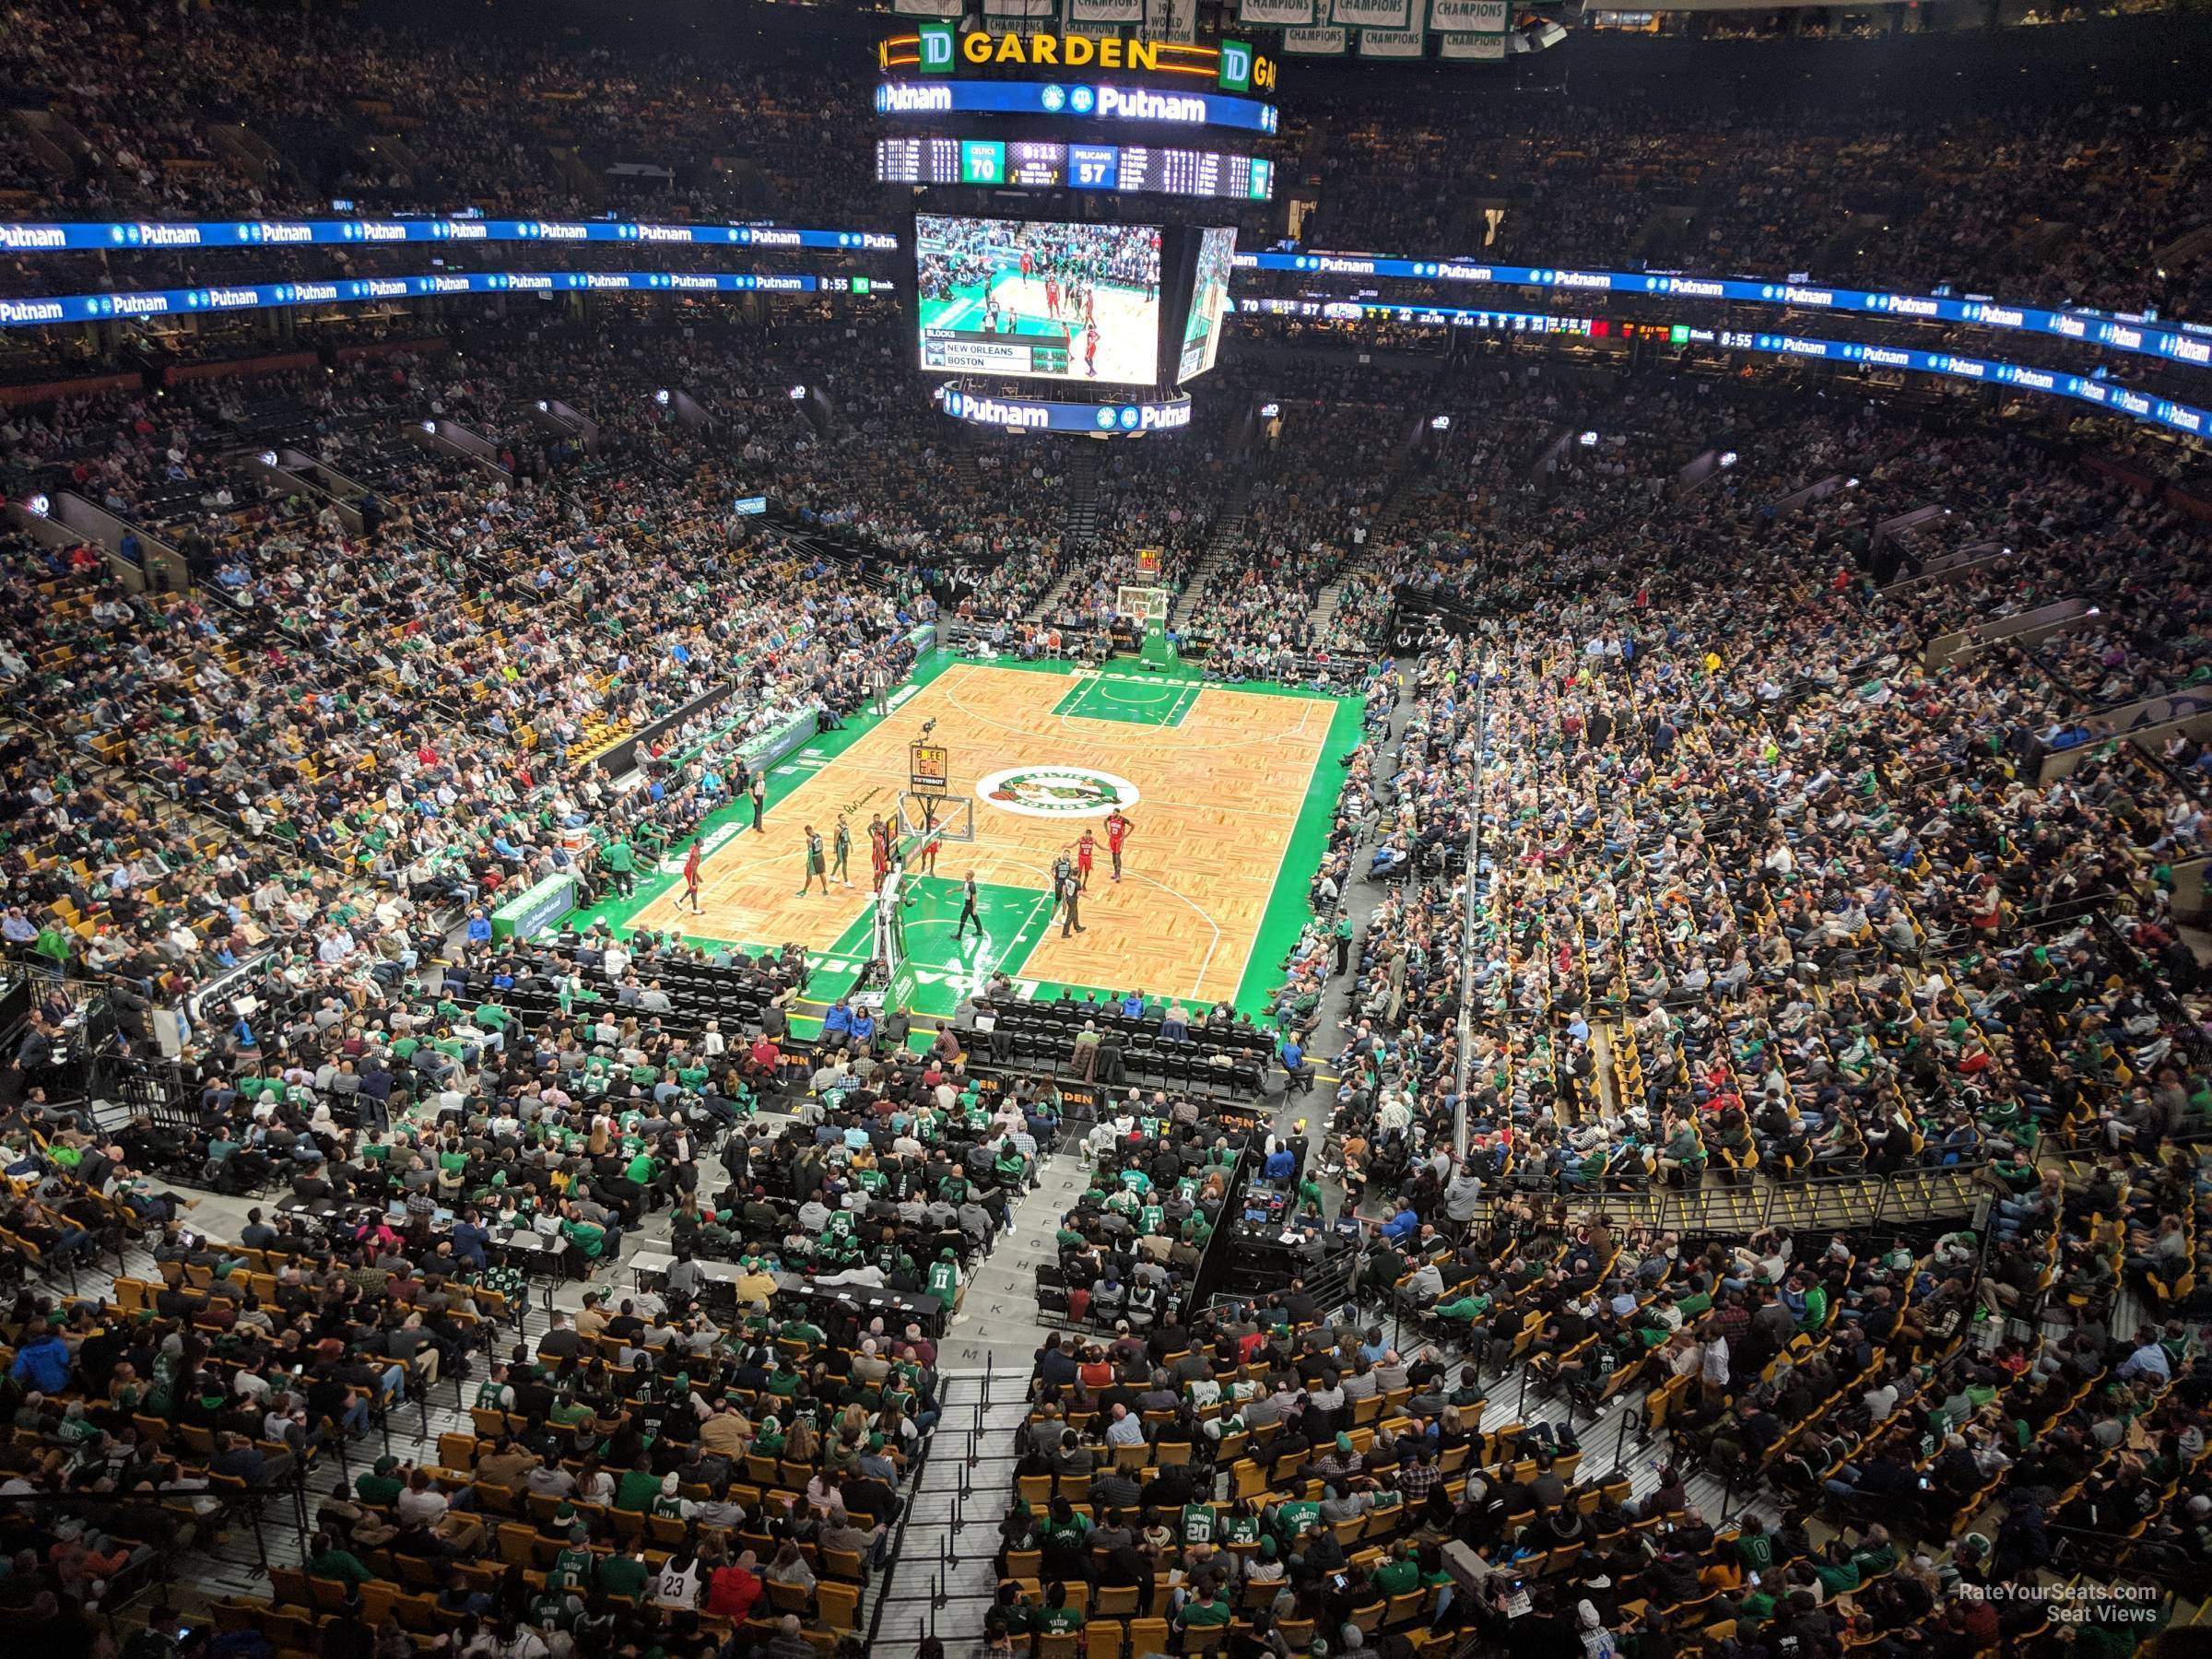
[977,766,1140,818]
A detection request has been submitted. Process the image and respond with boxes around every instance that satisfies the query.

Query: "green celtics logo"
[976,765,1141,819]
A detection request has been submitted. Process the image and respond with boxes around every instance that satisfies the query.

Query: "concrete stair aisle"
[949,425,984,490]
[1307,458,1430,635]
[1064,442,1103,547]
[937,1147,1091,1372]
[864,1153,1088,1645]
[1167,479,1252,630]
[1309,577,1347,636]
[867,1371,1039,1648]
[1026,559,1084,624]
[1028,449,1105,621]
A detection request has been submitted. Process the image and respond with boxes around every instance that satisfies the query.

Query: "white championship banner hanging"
[1438,29,1508,54]
[1359,25,1427,53]
[1331,0,1413,27]
[1432,0,1509,27]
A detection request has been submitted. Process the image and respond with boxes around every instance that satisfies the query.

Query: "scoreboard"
[877,138,1272,201]
[922,330,1072,377]
[1113,147,1269,199]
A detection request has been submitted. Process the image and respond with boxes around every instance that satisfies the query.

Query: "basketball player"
[919,806,940,877]
[869,815,890,893]
[797,825,829,897]
[832,815,853,887]
[954,870,982,941]
[1105,807,1133,883]
[682,838,704,913]
[1084,322,1100,379]
[1077,829,1096,891]
[1044,275,1060,320]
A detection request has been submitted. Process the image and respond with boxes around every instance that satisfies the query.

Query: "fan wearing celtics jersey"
[927,1246,961,1301]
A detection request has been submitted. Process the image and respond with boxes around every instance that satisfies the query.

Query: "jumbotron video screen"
[915,214,1163,384]
[1178,225,1237,382]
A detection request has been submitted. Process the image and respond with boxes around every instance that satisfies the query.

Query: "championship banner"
[1438,29,1509,54]
[1065,10,1128,30]
[1068,0,1143,20]
[1359,24,1427,53]
[1330,0,1412,27]
[1141,0,1197,41]
[1432,0,1508,25]
[1282,21,1350,49]
[982,0,1057,18]
[893,0,964,16]
[1240,0,1316,22]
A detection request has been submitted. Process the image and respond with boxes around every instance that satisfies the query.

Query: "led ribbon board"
[938,386,1194,434]
[1234,296,2211,441]
[0,271,874,329]
[1235,251,2212,371]
[876,80,1279,134]
[0,218,898,253]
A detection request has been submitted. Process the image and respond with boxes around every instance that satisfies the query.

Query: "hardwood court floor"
[626,658,1349,1010]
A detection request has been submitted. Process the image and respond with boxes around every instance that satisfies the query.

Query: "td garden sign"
[882,26,1278,93]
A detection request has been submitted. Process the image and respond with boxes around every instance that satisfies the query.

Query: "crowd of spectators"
[0,1066,957,1659]
[0,326,927,1033]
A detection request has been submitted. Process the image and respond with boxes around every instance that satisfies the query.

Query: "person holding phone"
[1175,1576,1232,1636]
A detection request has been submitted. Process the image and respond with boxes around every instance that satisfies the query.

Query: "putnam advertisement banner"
[1283,21,1350,49]
[1331,0,1413,26]
[1068,0,1144,19]
[1240,0,1317,20]
[1431,0,1509,26]
[1359,25,1427,53]
[1438,29,1509,54]
[893,0,964,16]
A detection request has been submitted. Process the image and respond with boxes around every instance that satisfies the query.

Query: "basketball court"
[921,273,1158,382]
[563,651,1363,1027]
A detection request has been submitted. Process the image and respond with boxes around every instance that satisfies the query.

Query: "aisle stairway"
[1167,479,1253,630]
[1027,449,1104,621]
[1064,441,1102,547]
[948,425,983,492]
[1310,460,1429,635]
[865,1147,1090,1641]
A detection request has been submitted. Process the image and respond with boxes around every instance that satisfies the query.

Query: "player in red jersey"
[1104,808,1132,882]
[1084,323,1100,378]
[1044,276,1060,319]
[1077,829,1096,890]
[682,838,704,912]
